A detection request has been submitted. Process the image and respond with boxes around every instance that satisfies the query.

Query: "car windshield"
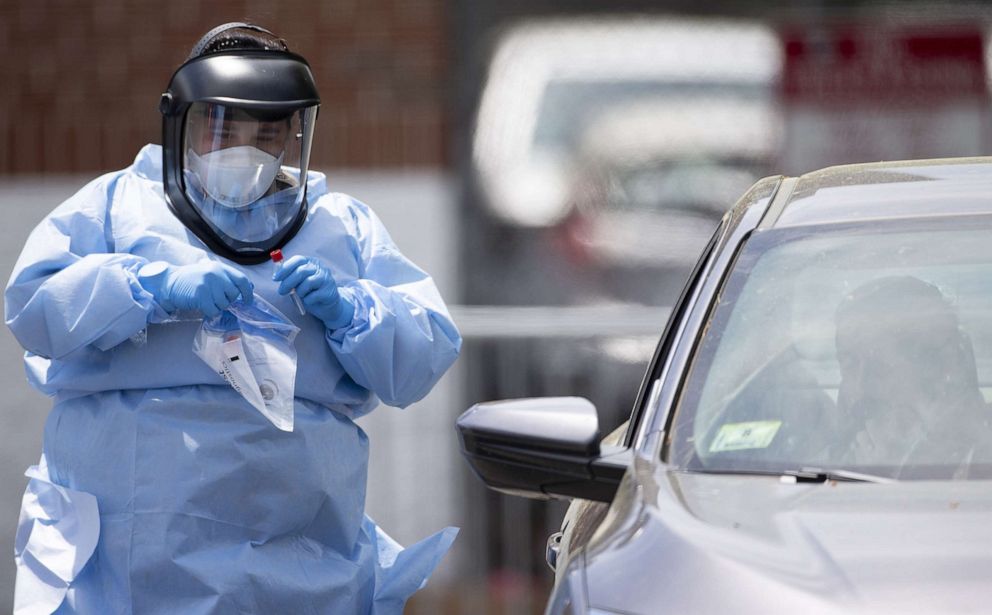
[668,218,992,480]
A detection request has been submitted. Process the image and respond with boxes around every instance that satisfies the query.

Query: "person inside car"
[834,275,990,474]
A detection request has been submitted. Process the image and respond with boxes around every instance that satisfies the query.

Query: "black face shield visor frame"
[160,50,320,265]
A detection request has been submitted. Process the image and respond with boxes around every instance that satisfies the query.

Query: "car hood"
[581,468,992,614]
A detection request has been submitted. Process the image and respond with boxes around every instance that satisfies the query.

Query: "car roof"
[766,157,992,228]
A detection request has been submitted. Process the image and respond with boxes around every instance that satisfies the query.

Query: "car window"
[669,219,992,479]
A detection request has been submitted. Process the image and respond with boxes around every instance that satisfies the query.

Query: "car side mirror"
[456,397,630,502]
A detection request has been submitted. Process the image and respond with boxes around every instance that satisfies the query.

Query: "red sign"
[781,25,988,103]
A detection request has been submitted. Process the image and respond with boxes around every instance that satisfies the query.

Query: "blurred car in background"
[473,15,779,230]
[562,97,778,305]
[459,157,992,614]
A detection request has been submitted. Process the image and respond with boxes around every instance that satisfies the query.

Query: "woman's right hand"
[139,261,254,317]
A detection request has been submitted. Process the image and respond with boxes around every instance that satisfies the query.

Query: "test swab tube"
[270,249,307,315]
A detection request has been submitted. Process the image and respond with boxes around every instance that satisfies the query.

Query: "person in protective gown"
[6,23,461,614]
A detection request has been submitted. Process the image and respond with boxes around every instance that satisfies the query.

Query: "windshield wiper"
[691,467,895,484]
[782,468,896,484]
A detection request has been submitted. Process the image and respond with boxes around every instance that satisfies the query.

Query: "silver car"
[458,158,992,614]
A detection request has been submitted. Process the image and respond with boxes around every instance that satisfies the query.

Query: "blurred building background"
[3,0,992,613]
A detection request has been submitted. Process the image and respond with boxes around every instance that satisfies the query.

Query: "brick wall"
[0,0,449,174]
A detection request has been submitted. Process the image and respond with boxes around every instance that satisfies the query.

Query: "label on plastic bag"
[709,420,782,453]
[219,335,267,412]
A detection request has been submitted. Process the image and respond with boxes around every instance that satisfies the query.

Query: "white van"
[472,16,782,229]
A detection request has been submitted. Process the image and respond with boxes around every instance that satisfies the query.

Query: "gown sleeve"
[4,174,161,360]
[325,197,461,408]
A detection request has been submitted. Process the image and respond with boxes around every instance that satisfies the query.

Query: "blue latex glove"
[140,261,254,318]
[273,255,354,329]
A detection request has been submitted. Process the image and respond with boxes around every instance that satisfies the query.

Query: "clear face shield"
[182,102,317,244]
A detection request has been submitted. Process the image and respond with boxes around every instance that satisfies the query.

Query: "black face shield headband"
[160,50,320,265]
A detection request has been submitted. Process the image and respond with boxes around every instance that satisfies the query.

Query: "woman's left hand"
[273,255,354,329]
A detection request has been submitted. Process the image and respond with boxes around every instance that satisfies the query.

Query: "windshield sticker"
[709,420,782,453]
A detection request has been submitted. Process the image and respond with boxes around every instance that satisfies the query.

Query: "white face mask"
[187,145,285,208]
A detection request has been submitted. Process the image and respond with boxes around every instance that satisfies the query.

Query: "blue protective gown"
[6,144,462,614]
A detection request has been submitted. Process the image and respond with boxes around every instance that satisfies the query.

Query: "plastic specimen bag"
[193,297,300,431]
